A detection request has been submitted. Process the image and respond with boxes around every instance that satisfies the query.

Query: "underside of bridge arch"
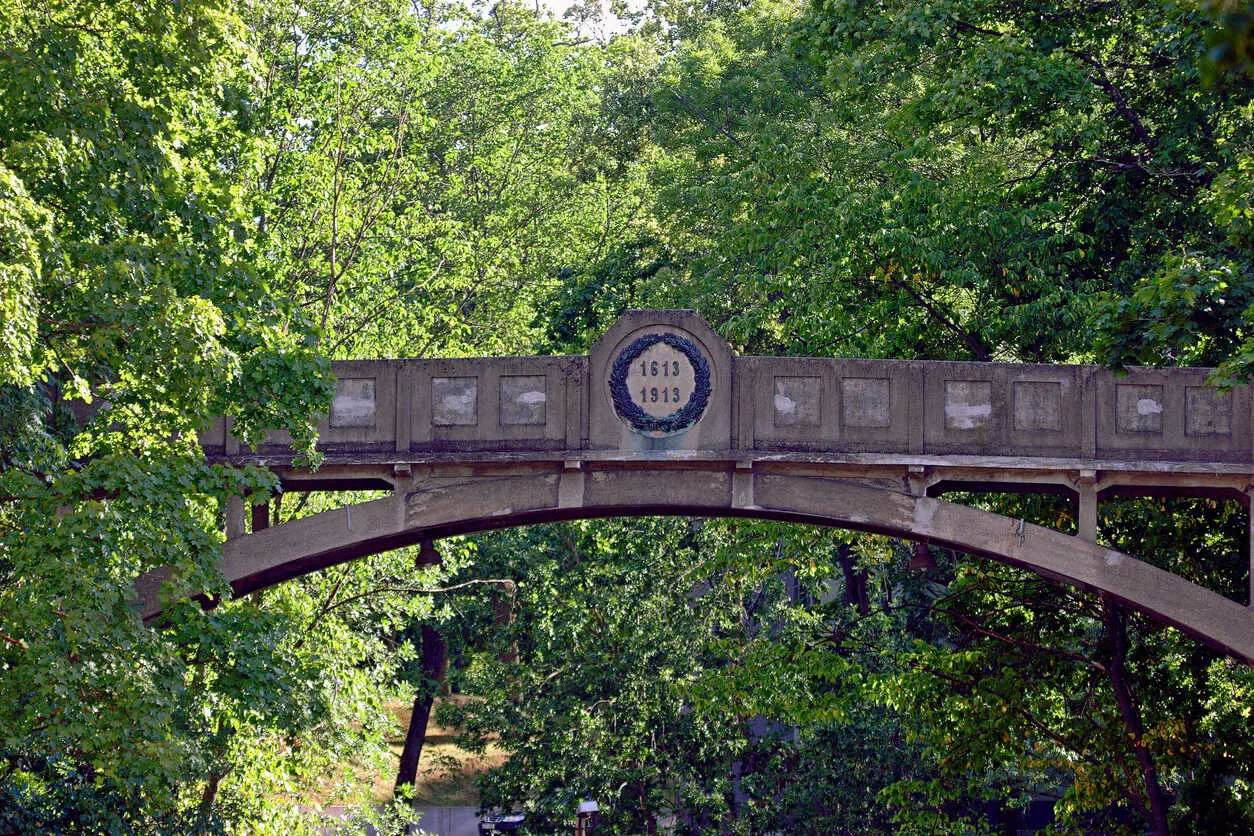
[138,468,1254,663]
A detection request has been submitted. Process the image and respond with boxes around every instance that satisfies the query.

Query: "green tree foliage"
[4,0,1253,829]
[800,0,1253,370]
[435,520,962,833]
[247,0,631,361]
[0,0,644,823]
[555,3,1254,827]
[608,0,1254,367]
[439,520,749,831]
[1204,0,1254,80]
[451,0,1254,830]
[0,0,335,827]
[867,495,1254,834]
[209,1,652,824]
[0,166,48,387]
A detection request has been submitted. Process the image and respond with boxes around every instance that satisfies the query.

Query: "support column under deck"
[1078,469,1098,546]
[226,495,245,540]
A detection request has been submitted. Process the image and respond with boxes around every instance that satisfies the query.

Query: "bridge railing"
[198,356,1251,467]
[200,356,587,458]
[739,358,1249,465]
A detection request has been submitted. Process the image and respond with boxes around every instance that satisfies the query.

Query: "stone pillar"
[906,466,937,570]
[558,460,585,509]
[906,464,930,499]
[393,463,413,495]
[732,460,754,510]
[225,495,245,540]
[1077,470,1098,545]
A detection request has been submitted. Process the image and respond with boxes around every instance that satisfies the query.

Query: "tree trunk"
[493,591,519,665]
[638,780,657,835]
[836,544,870,616]
[199,767,230,818]
[394,625,447,801]
[1102,595,1171,836]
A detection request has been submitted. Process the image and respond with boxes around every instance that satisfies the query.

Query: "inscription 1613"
[609,332,711,435]
[634,356,685,407]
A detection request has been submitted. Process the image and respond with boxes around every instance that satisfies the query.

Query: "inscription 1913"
[609,332,711,435]
[637,357,683,406]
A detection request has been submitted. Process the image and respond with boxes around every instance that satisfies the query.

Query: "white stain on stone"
[1105,551,1124,567]
[774,394,797,414]
[945,401,992,430]
[511,391,546,406]
[441,393,475,417]
[331,394,375,425]
[330,378,376,427]
[1136,398,1163,416]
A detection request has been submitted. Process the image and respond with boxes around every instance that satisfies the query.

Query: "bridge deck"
[205,353,1253,500]
[165,312,1253,656]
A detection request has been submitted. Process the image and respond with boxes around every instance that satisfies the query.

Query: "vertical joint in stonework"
[906,467,937,570]
[558,459,585,510]
[906,465,931,498]
[1245,483,1254,609]
[393,463,413,495]
[1076,469,1098,545]
[732,459,754,510]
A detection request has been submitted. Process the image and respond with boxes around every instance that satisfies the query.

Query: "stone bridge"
[139,311,1254,661]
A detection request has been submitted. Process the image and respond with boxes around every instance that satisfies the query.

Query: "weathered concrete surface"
[202,311,1251,471]
[138,468,1254,662]
[143,311,1254,660]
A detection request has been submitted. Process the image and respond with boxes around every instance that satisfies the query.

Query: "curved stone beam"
[138,469,1254,662]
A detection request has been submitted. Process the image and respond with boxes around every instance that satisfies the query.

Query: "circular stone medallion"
[609,332,711,436]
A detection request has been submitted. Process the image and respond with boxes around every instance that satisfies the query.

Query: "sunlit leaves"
[0,0,333,828]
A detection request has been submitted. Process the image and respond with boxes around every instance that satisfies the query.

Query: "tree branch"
[870,254,995,361]
[1066,49,1157,151]
[1101,595,1171,836]
[319,579,518,620]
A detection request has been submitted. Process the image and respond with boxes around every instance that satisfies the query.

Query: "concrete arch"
[138,468,1254,662]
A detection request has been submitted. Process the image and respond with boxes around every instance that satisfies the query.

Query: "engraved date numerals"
[637,357,684,405]
[640,385,682,404]
[609,331,712,435]
[640,360,681,378]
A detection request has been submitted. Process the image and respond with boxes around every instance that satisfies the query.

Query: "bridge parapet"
[741,358,1249,465]
[200,355,588,457]
[145,313,1254,646]
[200,310,1252,480]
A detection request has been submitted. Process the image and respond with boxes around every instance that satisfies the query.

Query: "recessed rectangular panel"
[500,375,547,426]
[330,378,376,428]
[1116,384,1164,434]
[1013,381,1062,431]
[773,376,821,427]
[842,377,891,428]
[944,380,993,430]
[1186,386,1231,436]
[431,377,478,426]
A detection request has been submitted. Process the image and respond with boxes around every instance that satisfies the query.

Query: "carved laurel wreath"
[609,332,712,434]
